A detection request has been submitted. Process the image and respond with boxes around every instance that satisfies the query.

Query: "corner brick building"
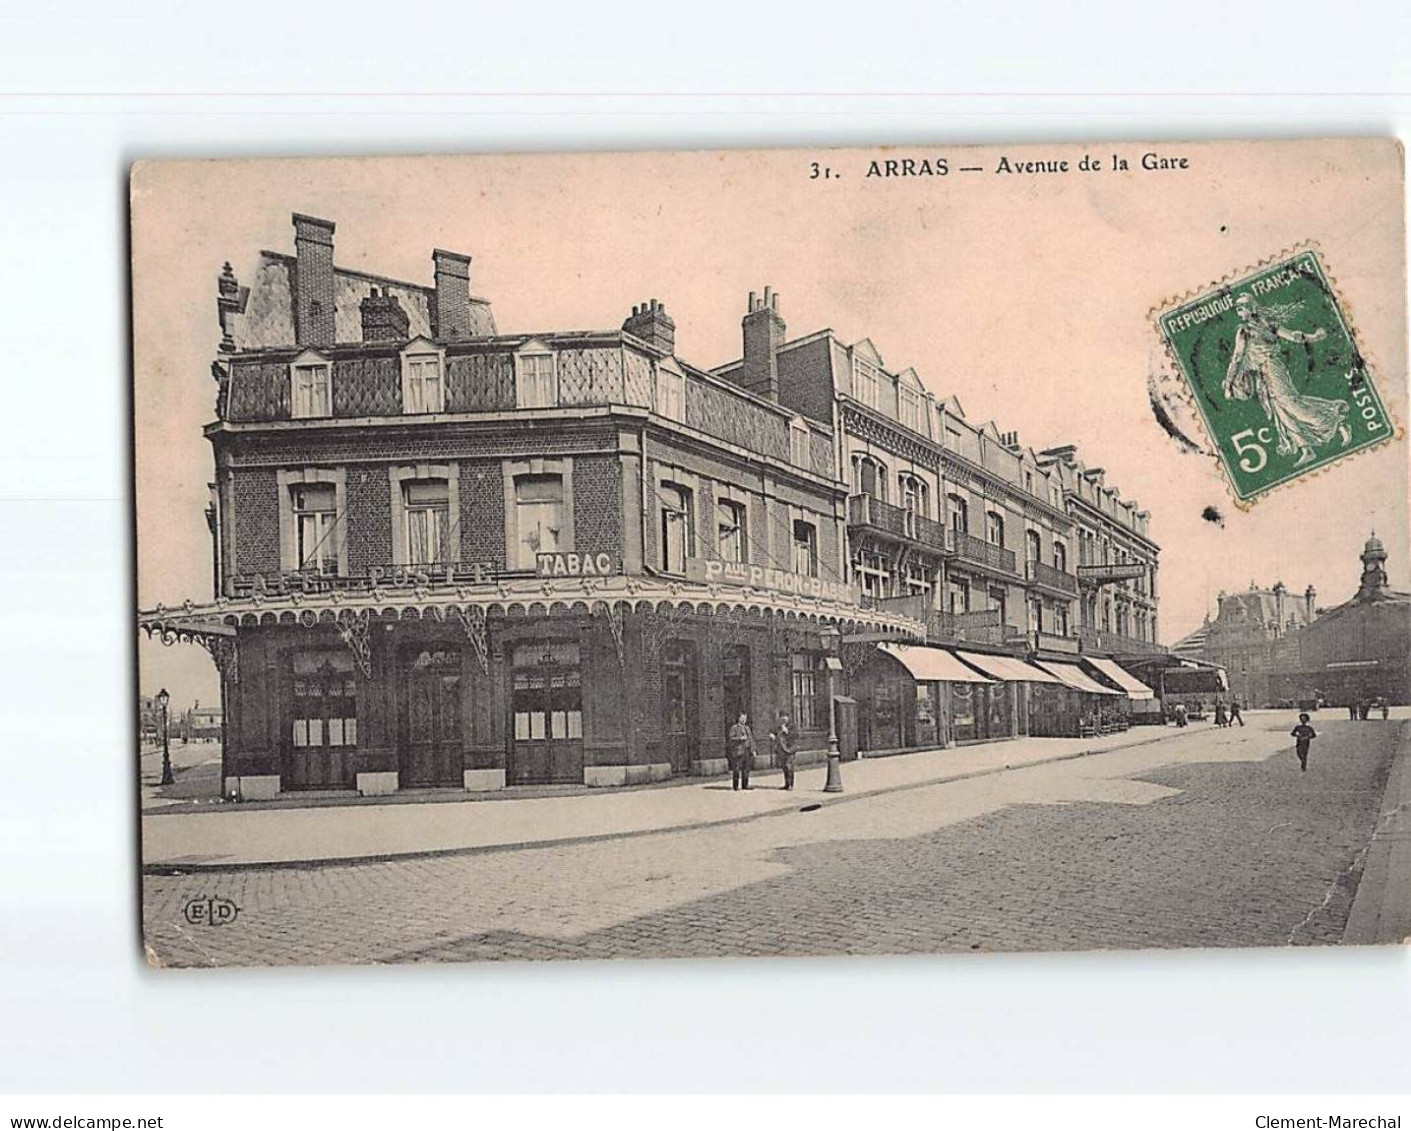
[144,215,919,798]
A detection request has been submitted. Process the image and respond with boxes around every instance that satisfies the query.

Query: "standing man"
[771,713,798,792]
[1291,713,1317,772]
[1229,698,1245,727]
[728,713,756,791]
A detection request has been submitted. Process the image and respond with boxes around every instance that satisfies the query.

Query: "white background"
[1,0,1409,1096]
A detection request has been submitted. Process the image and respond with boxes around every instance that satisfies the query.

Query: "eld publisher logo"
[183,896,240,927]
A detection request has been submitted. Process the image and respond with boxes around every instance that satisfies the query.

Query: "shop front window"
[291,651,357,749]
[791,653,826,731]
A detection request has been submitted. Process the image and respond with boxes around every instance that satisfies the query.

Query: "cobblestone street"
[142,718,1404,967]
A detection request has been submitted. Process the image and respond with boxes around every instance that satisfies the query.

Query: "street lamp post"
[820,625,843,793]
[156,687,173,787]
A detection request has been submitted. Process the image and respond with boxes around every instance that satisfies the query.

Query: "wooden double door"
[399,646,464,788]
[661,640,699,774]
[509,640,584,785]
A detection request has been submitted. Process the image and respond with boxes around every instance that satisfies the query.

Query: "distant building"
[1177,535,1409,707]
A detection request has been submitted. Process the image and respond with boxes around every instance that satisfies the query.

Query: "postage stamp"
[1156,248,1394,504]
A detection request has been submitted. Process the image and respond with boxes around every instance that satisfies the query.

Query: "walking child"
[1229,699,1244,727]
[1291,712,1316,772]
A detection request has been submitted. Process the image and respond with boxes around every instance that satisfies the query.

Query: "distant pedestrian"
[1214,701,1228,727]
[771,713,798,791]
[1347,701,1357,720]
[1291,713,1317,772]
[1229,700,1244,727]
[1358,699,1370,721]
[728,713,756,791]
[1173,702,1188,728]
[1380,698,1390,721]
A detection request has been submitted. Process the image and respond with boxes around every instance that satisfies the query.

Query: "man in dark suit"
[727,713,756,791]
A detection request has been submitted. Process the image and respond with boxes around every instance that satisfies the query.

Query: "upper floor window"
[947,493,968,534]
[292,483,338,573]
[1023,470,1034,495]
[659,483,694,574]
[1025,529,1042,563]
[656,363,685,423]
[514,474,565,570]
[516,350,557,409]
[948,577,970,614]
[853,357,881,409]
[986,510,1005,547]
[716,499,747,564]
[1054,540,1067,572]
[793,520,818,578]
[789,418,811,469]
[899,473,928,517]
[291,358,332,419]
[853,454,887,501]
[899,385,922,432]
[401,350,444,414]
[403,479,449,565]
[945,426,963,451]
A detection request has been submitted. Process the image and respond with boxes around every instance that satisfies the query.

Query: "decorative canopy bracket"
[595,601,626,671]
[451,605,491,675]
[335,609,373,679]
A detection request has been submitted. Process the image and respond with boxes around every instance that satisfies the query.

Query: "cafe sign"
[229,561,497,597]
[686,558,858,605]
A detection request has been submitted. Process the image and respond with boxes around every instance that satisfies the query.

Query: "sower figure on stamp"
[771,712,798,792]
[728,713,756,791]
[1291,713,1317,772]
[1222,294,1350,468]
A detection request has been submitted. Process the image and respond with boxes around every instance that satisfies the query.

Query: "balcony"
[847,494,949,554]
[1076,626,1167,657]
[1031,630,1081,655]
[1026,559,1080,596]
[926,608,1024,647]
[951,530,1017,576]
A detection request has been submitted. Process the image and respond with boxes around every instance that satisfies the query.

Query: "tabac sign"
[536,551,618,578]
[686,558,858,605]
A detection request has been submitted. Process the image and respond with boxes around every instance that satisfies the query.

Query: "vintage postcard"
[133,138,1409,968]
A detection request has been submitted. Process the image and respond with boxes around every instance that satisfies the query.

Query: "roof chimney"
[741,287,785,401]
[292,214,336,348]
[360,287,410,342]
[622,298,676,356]
[1304,584,1317,623]
[432,248,473,340]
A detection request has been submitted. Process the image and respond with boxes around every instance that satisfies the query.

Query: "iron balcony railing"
[847,494,949,553]
[951,529,1018,575]
[1076,625,1167,656]
[1025,558,1080,595]
[1031,630,1081,655]
[926,608,1022,647]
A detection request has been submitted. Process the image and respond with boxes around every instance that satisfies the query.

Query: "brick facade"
[231,468,279,575]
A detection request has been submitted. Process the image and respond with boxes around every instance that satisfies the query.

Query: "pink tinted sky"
[132,139,1409,708]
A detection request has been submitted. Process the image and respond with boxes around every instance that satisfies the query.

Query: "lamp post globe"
[156,687,174,787]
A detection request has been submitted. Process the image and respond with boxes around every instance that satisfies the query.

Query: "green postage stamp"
[1157,248,1394,504]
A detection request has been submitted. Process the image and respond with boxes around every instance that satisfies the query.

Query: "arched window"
[947,493,968,534]
[852,454,887,501]
[899,473,928,517]
[1025,529,1041,563]
[986,510,1005,547]
[1053,540,1067,573]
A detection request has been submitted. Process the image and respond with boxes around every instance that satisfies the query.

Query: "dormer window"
[656,360,686,423]
[516,343,557,408]
[853,357,880,410]
[899,385,922,432]
[400,340,446,414]
[789,417,811,469]
[290,351,331,419]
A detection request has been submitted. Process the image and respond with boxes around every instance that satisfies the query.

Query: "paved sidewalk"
[142,725,1193,871]
[1342,721,1411,945]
